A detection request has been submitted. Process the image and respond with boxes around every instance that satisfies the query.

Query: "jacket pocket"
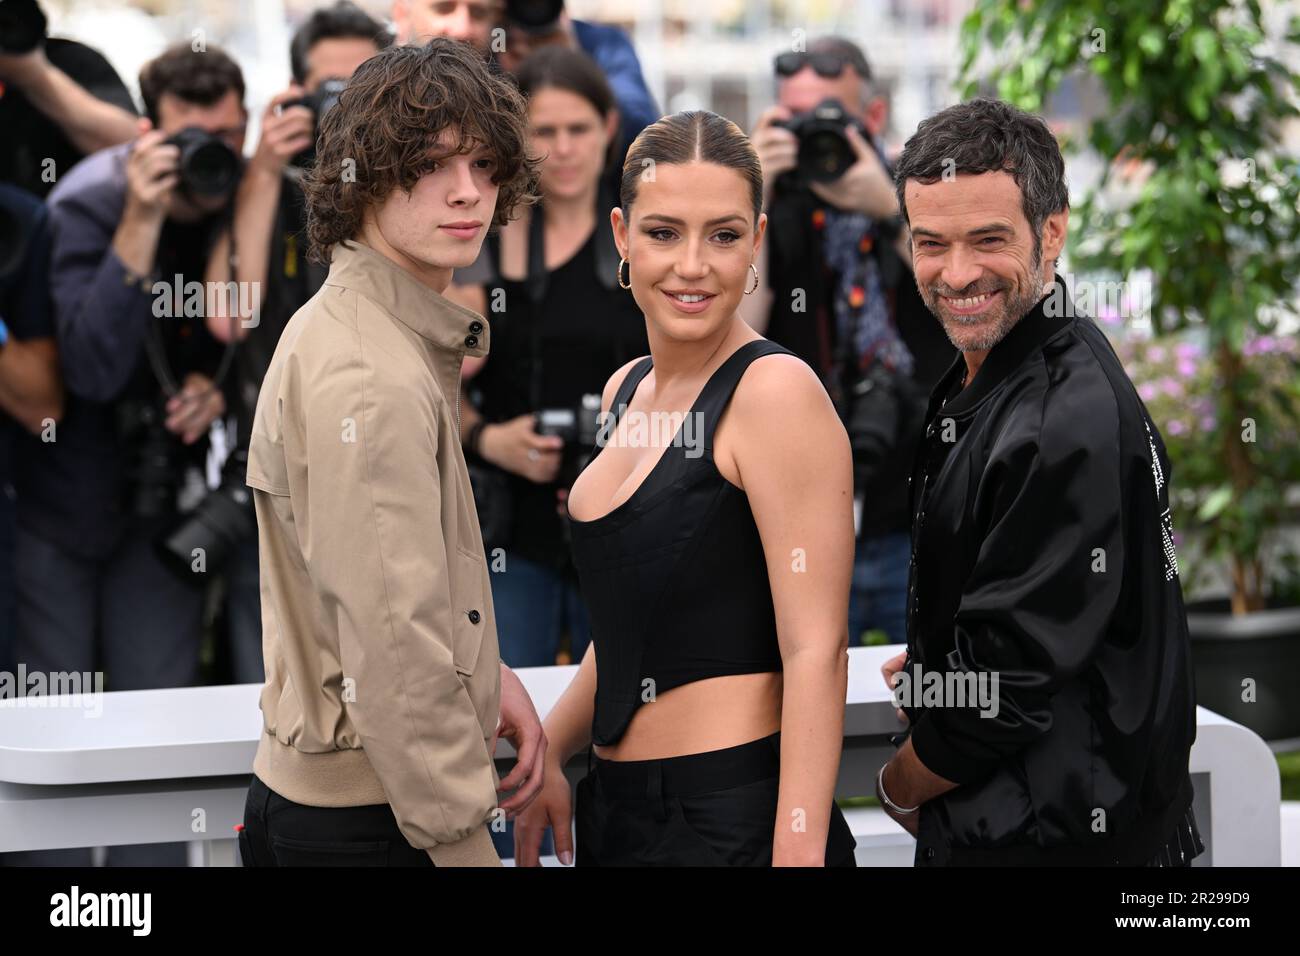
[452,546,488,676]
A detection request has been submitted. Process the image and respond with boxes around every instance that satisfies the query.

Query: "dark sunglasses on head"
[774,50,869,80]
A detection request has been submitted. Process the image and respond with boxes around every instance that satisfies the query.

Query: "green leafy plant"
[958,0,1300,613]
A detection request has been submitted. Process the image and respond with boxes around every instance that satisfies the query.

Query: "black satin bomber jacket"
[902,275,1198,866]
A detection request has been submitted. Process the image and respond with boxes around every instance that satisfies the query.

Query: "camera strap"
[142,199,240,399]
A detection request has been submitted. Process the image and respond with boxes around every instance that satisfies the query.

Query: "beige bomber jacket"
[246,238,503,866]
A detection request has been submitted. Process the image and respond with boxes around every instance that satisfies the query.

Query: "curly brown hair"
[302,39,542,262]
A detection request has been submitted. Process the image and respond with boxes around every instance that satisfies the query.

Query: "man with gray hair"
[875,98,1202,866]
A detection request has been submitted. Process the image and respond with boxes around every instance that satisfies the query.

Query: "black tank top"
[567,339,795,746]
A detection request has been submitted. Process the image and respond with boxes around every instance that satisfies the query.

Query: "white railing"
[0,646,1281,865]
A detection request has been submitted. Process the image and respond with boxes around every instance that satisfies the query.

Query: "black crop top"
[566,339,794,746]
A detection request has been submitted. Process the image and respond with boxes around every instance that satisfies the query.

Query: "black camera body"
[535,392,602,490]
[774,97,872,184]
[154,445,256,584]
[166,126,241,198]
[116,397,256,583]
[284,77,346,168]
[0,0,46,56]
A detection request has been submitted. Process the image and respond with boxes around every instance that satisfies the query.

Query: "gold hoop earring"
[617,257,632,290]
[744,262,759,295]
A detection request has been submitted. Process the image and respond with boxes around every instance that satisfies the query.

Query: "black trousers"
[575,732,858,867]
[239,774,438,866]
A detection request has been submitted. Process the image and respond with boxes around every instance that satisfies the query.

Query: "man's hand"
[164,372,225,444]
[809,124,899,219]
[248,87,315,177]
[751,105,798,209]
[492,663,547,818]
[123,122,180,221]
[480,414,563,483]
[881,650,909,724]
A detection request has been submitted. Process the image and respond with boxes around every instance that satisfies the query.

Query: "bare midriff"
[591,671,784,761]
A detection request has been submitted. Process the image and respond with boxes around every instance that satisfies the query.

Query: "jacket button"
[468,609,481,624]
[464,335,479,348]
[468,320,483,334]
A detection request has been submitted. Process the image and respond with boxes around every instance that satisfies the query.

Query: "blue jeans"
[490,554,591,668]
[488,554,591,859]
[848,531,911,646]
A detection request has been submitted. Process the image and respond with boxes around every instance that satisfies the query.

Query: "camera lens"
[169,127,240,197]
[801,128,856,182]
[0,0,47,56]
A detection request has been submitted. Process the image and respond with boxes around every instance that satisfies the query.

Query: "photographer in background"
[9,44,246,867]
[747,37,954,646]
[0,183,63,677]
[203,1,391,684]
[0,0,137,197]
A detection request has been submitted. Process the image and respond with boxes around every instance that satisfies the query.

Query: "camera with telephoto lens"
[155,445,256,583]
[506,0,564,33]
[283,77,346,168]
[116,397,256,584]
[773,97,872,184]
[165,126,241,198]
[536,392,602,489]
[0,0,46,55]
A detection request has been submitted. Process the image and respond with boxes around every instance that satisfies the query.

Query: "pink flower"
[1168,420,1186,435]
[1139,383,1157,401]
[1148,344,1166,362]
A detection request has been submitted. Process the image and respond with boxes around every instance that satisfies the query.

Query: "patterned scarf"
[820,205,914,376]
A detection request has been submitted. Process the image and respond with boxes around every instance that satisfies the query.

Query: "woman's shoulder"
[731,341,826,406]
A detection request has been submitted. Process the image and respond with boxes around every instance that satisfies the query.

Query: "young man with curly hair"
[238,39,546,867]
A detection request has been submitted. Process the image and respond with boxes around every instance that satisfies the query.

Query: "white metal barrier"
[0,646,1281,865]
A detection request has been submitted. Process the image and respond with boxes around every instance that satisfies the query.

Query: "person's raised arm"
[205,89,314,343]
[46,128,174,401]
[0,46,137,156]
[726,352,853,866]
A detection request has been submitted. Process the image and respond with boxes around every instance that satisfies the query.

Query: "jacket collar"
[931,272,1076,418]
[324,239,490,358]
